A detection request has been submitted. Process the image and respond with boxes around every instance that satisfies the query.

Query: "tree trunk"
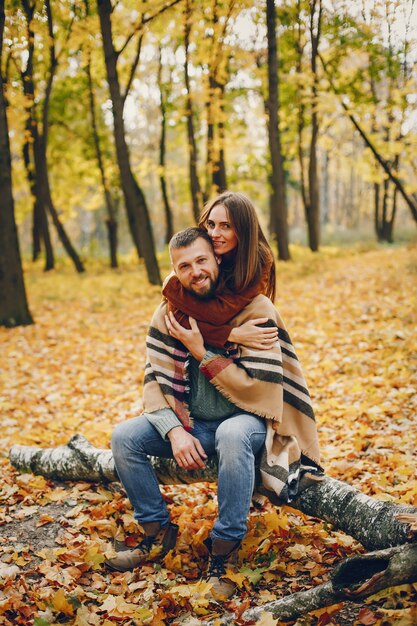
[266,0,290,261]
[23,131,54,270]
[21,0,84,274]
[208,543,417,624]
[184,0,203,222]
[205,74,216,199]
[374,182,382,240]
[306,0,322,252]
[97,0,161,285]
[386,187,398,243]
[157,46,174,245]
[212,83,227,192]
[21,0,54,271]
[86,53,118,268]
[9,435,417,552]
[34,134,86,273]
[321,150,329,225]
[0,0,33,327]
[381,178,389,239]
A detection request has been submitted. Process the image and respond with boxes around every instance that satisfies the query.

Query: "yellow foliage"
[1,245,416,625]
[51,588,74,616]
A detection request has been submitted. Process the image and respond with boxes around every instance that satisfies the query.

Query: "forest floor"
[1,243,416,626]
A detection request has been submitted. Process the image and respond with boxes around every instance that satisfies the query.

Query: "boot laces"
[137,535,155,553]
[208,554,227,578]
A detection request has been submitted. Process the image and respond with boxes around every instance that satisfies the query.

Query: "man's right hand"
[167,426,207,470]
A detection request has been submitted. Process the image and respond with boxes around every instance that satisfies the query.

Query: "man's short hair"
[169,227,213,254]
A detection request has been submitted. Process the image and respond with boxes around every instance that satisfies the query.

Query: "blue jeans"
[111,413,266,542]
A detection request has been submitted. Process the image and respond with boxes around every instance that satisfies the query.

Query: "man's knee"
[215,415,266,453]
[111,421,131,456]
[215,419,247,450]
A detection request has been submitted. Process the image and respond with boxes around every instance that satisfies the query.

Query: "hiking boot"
[105,521,178,572]
[204,537,241,600]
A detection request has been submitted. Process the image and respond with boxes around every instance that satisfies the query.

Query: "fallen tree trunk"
[203,542,417,624]
[9,435,417,551]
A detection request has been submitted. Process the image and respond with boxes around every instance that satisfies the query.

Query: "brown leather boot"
[105,522,178,572]
[204,537,241,600]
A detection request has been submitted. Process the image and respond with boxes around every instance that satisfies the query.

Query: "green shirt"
[146,347,238,439]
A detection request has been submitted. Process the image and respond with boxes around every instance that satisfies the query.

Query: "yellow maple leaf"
[83,546,105,570]
[263,510,289,532]
[52,589,74,616]
[224,570,247,588]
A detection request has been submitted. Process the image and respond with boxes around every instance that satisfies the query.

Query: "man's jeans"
[112,413,266,542]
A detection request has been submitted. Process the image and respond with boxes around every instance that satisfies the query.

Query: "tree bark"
[9,435,417,552]
[306,0,322,252]
[212,82,227,193]
[97,0,161,285]
[205,74,216,199]
[0,0,33,327]
[266,0,290,261]
[184,0,203,222]
[206,543,417,624]
[374,182,381,240]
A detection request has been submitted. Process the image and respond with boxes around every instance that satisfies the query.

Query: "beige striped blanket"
[143,295,323,502]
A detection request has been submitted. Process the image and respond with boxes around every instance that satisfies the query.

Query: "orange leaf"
[357,607,378,625]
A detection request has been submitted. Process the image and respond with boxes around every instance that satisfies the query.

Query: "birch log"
[202,543,417,624]
[9,435,417,551]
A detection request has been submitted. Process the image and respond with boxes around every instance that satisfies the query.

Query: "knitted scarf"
[143,295,323,502]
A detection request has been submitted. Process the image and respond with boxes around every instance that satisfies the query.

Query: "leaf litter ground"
[0,244,416,626]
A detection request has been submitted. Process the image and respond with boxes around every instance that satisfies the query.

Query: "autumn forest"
[0,0,417,625]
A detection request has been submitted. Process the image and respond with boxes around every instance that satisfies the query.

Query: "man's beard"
[190,274,219,300]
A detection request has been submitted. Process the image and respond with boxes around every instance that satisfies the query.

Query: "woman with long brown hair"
[163,191,277,349]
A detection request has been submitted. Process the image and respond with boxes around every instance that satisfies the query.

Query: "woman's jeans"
[112,413,266,542]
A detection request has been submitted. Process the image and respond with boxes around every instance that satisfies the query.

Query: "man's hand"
[165,312,206,361]
[228,318,278,350]
[168,426,208,470]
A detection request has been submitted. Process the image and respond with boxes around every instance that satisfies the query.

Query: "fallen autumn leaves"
[1,245,416,625]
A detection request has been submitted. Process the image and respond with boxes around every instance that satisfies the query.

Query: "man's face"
[171,238,220,299]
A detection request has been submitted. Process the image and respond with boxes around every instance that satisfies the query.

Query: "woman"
[163,191,278,349]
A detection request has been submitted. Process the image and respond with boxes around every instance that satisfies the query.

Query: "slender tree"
[0,0,33,327]
[266,0,290,261]
[157,45,174,244]
[20,0,54,269]
[183,0,203,222]
[20,0,85,273]
[97,0,167,285]
[307,0,322,251]
[203,0,233,198]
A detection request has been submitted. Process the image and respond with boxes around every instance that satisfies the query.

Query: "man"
[107,228,321,599]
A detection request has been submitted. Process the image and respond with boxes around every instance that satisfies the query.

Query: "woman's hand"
[165,312,206,361]
[228,318,278,350]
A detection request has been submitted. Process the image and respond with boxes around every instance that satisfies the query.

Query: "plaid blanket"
[143,295,323,502]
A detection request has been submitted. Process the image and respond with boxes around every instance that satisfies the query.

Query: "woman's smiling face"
[206,204,239,256]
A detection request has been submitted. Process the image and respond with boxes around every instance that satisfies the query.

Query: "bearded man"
[106,228,321,599]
